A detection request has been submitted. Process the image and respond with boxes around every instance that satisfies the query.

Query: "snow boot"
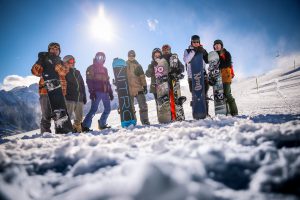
[99,124,111,130]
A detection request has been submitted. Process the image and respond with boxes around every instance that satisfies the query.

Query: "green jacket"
[126,59,147,96]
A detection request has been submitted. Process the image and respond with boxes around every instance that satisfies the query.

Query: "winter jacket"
[162,53,185,74]
[65,67,87,103]
[183,45,208,78]
[145,58,169,94]
[126,59,147,97]
[31,52,63,95]
[217,48,234,83]
[86,63,113,96]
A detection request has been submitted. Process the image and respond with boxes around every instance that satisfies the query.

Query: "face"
[65,59,75,68]
[162,48,170,55]
[214,44,222,51]
[154,52,161,59]
[128,55,135,61]
[191,40,200,48]
[49,47,60,56]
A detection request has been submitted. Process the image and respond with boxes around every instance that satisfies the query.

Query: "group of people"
[31,34,238,134]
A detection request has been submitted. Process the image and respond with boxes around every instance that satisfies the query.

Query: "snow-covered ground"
[1,65,300,200]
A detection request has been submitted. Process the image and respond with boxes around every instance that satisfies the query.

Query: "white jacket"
[183,46,207,78]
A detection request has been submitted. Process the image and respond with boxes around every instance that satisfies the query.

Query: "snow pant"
[82,92,111,129]
[131,93,149,125]
[39,95,52,133]
[66,100,83,132]
[188,78,209,115]
[223,83,238,116]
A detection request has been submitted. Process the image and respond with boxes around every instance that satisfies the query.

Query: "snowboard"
[112,58,137,128]
[41,53,73,133]
[190,51,207,119]
[154,58,172,123]
[208,51,227,115]
[169,54,186,121]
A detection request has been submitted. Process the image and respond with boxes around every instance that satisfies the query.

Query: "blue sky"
[0,0,300,90]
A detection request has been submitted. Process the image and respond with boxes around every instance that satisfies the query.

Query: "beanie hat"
[213,39,223,48]
[191,35,200,42]
[63,55,75,63]
[128,50,136,57]
[152,48,162,59]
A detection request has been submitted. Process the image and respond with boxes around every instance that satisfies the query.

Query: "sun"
[89,5,114,42]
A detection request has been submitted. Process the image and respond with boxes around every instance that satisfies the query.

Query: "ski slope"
[0,65,300,200]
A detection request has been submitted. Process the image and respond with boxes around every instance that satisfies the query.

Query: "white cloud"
[147,19,159,31]
[0,75,39,91]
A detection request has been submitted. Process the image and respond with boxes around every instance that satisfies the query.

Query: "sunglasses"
[192,40,200,44]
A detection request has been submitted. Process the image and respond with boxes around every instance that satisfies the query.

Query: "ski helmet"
[191,35,200,42]
[152,48,162,59]
[162,44,171,54]
[63,55,75,64]
[128,50,136,57]
[48,42,61,55]
[213,39,223,48]
[94,52,106,64]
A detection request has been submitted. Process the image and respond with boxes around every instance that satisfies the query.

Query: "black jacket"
[217,48,232,69]
[65,68,87,103]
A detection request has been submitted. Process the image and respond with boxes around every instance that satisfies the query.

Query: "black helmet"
[191,35,200,42]
[94,52,106,64]
[48,42,61,55]
[152,48,162,59]
[213,39,223,48]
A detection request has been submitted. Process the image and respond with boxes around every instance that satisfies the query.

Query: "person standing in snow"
[213,39,238,116]
[62,55,87,132]
[81,52,114,131]
[126,50,150,125]
[31,42,64,133]
[145,48,169,101]
[161,44,185,74]
[183,35,210,116]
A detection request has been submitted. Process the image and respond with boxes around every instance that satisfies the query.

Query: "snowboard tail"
[208,51,227,115]
[43,75,73,134]
[113,58,137,128]
[169,54,186,121]
[190,52,207,119]
[155,59,172,124]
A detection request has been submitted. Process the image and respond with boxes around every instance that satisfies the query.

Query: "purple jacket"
[86,63,113,95]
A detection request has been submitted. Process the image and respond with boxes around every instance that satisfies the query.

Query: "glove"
[143,86,148,94]
[109,93,114,101]
[195,46,202,53]
[83,96,87,104]
[90,92,96,101]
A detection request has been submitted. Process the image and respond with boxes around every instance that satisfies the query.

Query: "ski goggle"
[48,42,60,49]
[95,55,105,61]
[67,58,75,64]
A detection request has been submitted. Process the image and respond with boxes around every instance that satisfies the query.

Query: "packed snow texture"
[0,65,300,200]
